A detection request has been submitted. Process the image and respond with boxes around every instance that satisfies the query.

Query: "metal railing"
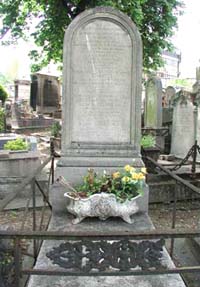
[0,145,200,286]
[0,229,200,287]
[145,155,200,256]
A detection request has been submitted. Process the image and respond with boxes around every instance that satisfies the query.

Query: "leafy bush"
[51,121,61,137]
[0,108,5,132]
[0,84,8,103]
[141,135,156,148]
[4,138,29,151]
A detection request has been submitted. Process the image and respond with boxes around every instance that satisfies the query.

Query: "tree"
[0,84,8,103]
[0,0,183,72]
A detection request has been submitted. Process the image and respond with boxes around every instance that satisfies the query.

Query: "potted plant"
[51,121,61,149]
[58,165,147,224]
[3,138,29,152]
[141,134,160,161]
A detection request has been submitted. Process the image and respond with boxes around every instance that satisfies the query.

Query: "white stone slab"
[144,76,162,128]
[171,97,194,158]
[62,7,142,158]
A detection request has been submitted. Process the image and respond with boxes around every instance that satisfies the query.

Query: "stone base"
[27,212,186,287]
[55,156,144,185]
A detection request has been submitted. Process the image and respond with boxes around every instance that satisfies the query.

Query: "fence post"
[50,138,55,184]
[14,238,21,287]
[32,178,37,260]
[191,140,197,175]
[170,183,177,258]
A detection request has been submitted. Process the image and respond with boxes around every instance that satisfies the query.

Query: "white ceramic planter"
[64,192,141,224]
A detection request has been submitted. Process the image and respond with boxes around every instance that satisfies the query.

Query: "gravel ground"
[0,208,51,231]
[149,201,200,230]
[0,202,199,287]
[0,200,199,231]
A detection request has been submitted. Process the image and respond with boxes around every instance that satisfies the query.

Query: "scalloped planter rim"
[64,192,142,224]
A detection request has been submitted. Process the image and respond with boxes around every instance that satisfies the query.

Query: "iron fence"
[0,143,200,286]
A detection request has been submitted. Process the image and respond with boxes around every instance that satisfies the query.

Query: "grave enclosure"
[27,7,186,287]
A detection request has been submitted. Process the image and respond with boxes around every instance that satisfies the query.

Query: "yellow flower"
[112,171,120,179]
[122,176,131,183]
[141,167,147,174]
[124,165,135,172]
[130,167,136,174]
[131,172,139,180]
[138,172,145,180]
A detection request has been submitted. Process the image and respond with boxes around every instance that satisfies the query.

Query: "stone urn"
[64,192,141,224]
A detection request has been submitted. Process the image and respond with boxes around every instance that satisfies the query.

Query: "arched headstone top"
[171,89,189,107]
[64,7,142,48]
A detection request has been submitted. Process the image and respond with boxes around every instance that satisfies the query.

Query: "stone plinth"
[27,206,186,287]
[0,150,41,177]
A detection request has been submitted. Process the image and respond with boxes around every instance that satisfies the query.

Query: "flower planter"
[59,164,146,224]
[64,192,141,224]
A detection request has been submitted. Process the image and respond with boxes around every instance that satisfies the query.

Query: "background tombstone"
[57,7,144,184]
[192,69,200,161]
[30,73,61,115]
[170,90,195,158]
[14,79,30,102]
[144,76,164,150]
[144,76,162,128]
[165,86,176,107]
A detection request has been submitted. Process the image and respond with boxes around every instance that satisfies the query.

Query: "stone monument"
[165,86,176,108]
[14,79,30,102]
[171,90,195,158]
[144,76,162,128]
[57,6,143,183]
[27,8,186,287]
[30,73,61,114]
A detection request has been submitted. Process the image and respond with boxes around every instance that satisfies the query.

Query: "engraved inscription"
[71,20,132,144]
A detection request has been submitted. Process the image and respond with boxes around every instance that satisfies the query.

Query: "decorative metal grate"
[46,239,165,272]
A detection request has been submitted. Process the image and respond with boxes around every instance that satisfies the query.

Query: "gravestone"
[144,76,162,128]
[171,91,195,158]
[14,79,30,102]
[30,73,61,114]
[27,8,186,287]
[165,86,176,107]
[57,6,144,183]
[144,76,164,150]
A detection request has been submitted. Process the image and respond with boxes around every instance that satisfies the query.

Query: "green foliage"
[141,134,156,148]
[70,165,146,202]
[0,108,5,132]
[0,84,8,103]
[51,121,61,138]
[4,138,29,151]
[0,0,183,72]
[169,78,193,90]
[0,73,12,86]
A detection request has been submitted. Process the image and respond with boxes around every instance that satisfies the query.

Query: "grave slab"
[27,211,186,287]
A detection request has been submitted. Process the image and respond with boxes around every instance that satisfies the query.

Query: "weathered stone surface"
[27,213,186,287]
[144,76,162,128]
[165,86,176,107]
[31,73,61,114]
[60,7,142,166]
[0,151,41,177]
[171,92,195,158]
